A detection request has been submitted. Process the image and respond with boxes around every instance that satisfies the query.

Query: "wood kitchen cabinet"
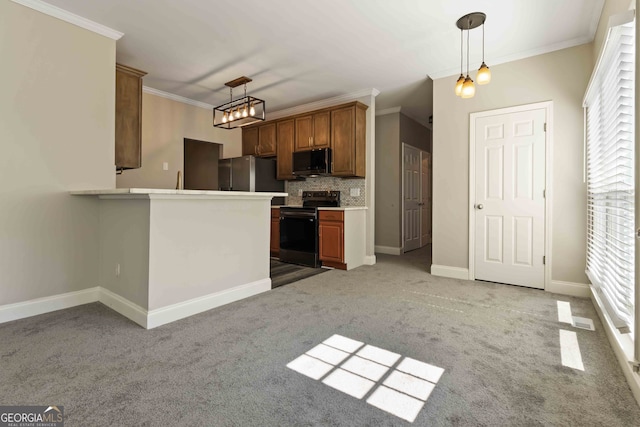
[319,210,345,269]
[294,111,330,151]
[276,120,295,180]
[331,103,367,177]
[115,63,146,170]
[270,207,280,257]
[242,123,276,157]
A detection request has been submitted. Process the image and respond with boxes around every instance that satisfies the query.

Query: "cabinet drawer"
[319,210,344,222]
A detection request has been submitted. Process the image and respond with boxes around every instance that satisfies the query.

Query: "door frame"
[468,101,553,289]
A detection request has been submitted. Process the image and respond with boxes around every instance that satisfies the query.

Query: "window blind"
[584,17,635,334]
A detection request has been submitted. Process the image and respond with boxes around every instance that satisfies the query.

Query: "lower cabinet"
[270,207,280,257]
[319,210,346,269]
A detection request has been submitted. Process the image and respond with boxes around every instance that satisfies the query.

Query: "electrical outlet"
[115,263,121,277]
[350,188,361,197]
[162,162,169,171]
[298,189,303,196]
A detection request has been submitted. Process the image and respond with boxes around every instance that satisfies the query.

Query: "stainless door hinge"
[543,256,546,265]
[543,189,546,198]
[544,123,547,132]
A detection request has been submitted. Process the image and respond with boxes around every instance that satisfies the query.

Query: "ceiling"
[43,0,604,127]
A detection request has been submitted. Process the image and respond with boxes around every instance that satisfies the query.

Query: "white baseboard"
[374,245,402,255]
[590,286,640,406]
[99,287,148,328]
[363,255,377,265]
[546,280,590,298]
[430,264,470,280]
[0,279,272,329]
[0,287,99,324]
[146,278,271,329]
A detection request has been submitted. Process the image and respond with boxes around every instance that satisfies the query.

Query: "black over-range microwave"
[292,148,332,176]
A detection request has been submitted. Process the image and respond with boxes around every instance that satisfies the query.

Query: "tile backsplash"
[285,176,366,206]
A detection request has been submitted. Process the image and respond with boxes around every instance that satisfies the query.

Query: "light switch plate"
[350,188,361,197]
[162,162,169,171]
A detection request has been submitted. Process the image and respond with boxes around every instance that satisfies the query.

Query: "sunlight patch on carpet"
[287,334,444,423]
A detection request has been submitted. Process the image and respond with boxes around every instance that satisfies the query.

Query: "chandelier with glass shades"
[213,76,265,129]
[454,12,491,99]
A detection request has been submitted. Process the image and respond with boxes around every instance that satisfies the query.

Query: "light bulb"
[228,110,234,121]
[461,76,475,99]
[234,108,240,118]
[454,74,465,96]
[249,102,256,116]
[477,62,491,85]
[222,111,228,123]
[242,104,248,117]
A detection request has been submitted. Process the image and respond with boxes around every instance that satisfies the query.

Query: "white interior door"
[403,144,420,252]
[474,108,546,289]
[420,152,432,246]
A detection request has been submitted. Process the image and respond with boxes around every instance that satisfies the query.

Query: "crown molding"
[143,86,214,110]
[11,0,123,40]
[375,106,401,116]
[429,36,593,80]
[267,88,380,120]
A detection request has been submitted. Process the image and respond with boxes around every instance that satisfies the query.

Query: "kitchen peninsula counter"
[72,188,287,329]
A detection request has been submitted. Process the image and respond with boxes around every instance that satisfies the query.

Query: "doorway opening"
[402,143,432,266]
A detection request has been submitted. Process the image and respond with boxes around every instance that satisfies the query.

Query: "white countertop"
[71,188,288,198]
[272,205,367,211]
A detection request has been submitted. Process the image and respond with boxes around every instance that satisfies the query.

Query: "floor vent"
[572,316,595,331]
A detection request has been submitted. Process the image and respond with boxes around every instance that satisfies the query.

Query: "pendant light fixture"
[213,76,266,129]
[454,12,490,98]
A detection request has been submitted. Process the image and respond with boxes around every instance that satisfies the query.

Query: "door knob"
[476,204,484,210]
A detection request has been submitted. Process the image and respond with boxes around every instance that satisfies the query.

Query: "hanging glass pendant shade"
[477,62,491,85]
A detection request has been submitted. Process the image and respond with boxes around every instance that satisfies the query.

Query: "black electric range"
[279,191,340,267]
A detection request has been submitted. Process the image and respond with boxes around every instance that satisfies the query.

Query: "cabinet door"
[258,123,277,157]
[319,221,344,263]
[294,116,313,151]
[331,106,355,176]
[276,120,295,180]
[115,64,145,169]
[242,127,258,156]
[270,216,280,256]
[312,111,331,149]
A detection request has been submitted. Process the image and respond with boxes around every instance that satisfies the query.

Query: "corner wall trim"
[98,288,148,328]
[10,0,124,40]
[546,280,590,298]
[363,255,377,266]
[431,265,470,280]
[145,279,271,329]
[0,287,100,324]
[376,107,402,116]
[374,245,402,255]
[590,286,640,405]
[143,86,215,110]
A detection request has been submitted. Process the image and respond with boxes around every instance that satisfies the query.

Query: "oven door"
[279,209,319,268]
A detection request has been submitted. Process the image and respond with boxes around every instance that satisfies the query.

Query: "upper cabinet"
[331,103,367,177]
[240,101,368,179]
[276,119,295,180]
[242,123,276,157]
[294,111,330,151]
[115,63,146,171]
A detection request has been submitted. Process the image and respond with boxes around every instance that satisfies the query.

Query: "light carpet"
[0,246,638,426]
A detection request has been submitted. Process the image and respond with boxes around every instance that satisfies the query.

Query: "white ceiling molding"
[143,86,214,110]
[10,0,123,40]
[375,107,402,116]
[429,35,593,79]
[267,88,380,120]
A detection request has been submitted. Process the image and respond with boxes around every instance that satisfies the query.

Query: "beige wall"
[432,43,593,283]
[116,93,242,189]
[400,113,431,153]
[375,113,401,248]
[0,2,116,304]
